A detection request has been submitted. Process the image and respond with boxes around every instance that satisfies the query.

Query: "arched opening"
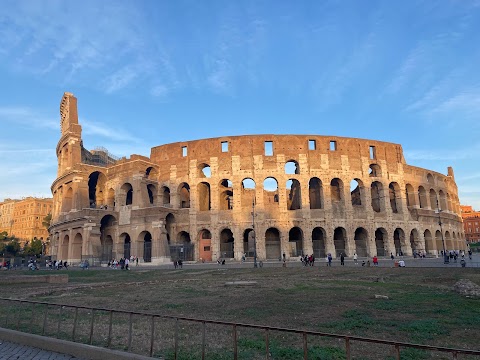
[243,229,255,257]
[120,233,131,259]
[100,215,116,261]
[288,227,303,257]
[350,179,363,206]
[263,177,279,206]
[199,229,212,262]
[60,235,69,260]
[394,228,405,256]
[285,160,300,175]
[161,186,171,206]
[439,190,447,211]
[265,228,281,259]
[371,181,384,212]
[369,164,381,177]
[145,167,158,179]
[165,213,175,242]
[172,231,193,261]
[121,183,133,206]
[410,229,421,254]
[309,177,323,209]
[375,228,387,256]
[333,227,346,257]
[389,182,400,213]
[427,173,434,184]
[178,183,190,208]
[147,184,157,205]
[198,163,211,178]
[429,189,437,210]
[63,187,73,212]
[141,231,152,262]
[312,227,326,258]
[354,228,369,257]
[330,178,343,202]
[418,186,427,209]
[445,231,452,250]
[405,183,416,207]
[88,171,107,208]
[424,230,433,254]
[72,233,82,261]
[220,229,234,258]
[241,178,256,208]
[219,179,234,210]
[286,179,301,210]
[447,193,452,212]
[198,182,211,211]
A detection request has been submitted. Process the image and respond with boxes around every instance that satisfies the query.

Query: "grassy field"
[1,266,479,359]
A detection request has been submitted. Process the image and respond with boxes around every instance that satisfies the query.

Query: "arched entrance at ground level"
[199,229,212,262]
[445,231,453,251]
[312,227,326,258]
[60,235,69,260]
[243,229,255,257]
[220,229,234,258]
[120,233,131,259]
[265,228,281,260]
[393,228,406,256]
[424,230,433,254]
[333,227,346,257]
[138,232,152,263]
[410,229,422,254]
[435,230,443,255]
[71,233,82,261]
[375,228,387,256]
[100,215,116,261]
[288,227,303,257]
[171,231,193,261]
[354,228,368,257]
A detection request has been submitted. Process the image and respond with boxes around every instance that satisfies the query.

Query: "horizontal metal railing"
[0,297,479,359]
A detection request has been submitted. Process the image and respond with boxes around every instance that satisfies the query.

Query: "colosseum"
[49,92,466,264]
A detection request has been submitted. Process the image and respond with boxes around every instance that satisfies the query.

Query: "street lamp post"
[436,199,449,264]
[252,200,257,268]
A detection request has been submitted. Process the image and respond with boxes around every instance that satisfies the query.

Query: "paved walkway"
[0,340,85,360]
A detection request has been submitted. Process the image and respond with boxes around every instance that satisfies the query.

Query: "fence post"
[72,307,78,341]
[394,344,400,360]
[30,303,35,326]
[42,304,48,335]
[15,305,20,330]
[233,324,238,360]
[303,332,308,360]
[202,321,206,360]
[345,337,351,360]
[89,309,95,345]
[150,316,155,357]
[453,351,458,359]
[107,311,113,348]
[265,329,270,360]
[57,306,62,337]
[128,312,133,351]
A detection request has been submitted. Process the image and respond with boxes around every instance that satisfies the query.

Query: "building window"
[330,141,337,151]
[182,146,187,157]
[308,140,316,150]
[264,141,273,156]
[369,146,376,160]
[221,141,229,152]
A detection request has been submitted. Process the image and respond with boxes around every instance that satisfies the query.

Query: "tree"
[42,213,52,230]
[24,238,43,257]
[5,239,21,256]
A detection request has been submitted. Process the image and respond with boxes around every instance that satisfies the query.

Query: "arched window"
[285,160,300,175]
[309,177,323,209]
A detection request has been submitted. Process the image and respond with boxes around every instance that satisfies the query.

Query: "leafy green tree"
[0,231,8,240]
[42,214,52,230]
[24,238,43,257]
[5,239,21,256]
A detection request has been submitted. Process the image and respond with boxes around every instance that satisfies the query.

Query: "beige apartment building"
[0,197,53,246]
[460,205,480,243]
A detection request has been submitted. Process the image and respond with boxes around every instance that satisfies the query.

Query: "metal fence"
[0,298,478,359]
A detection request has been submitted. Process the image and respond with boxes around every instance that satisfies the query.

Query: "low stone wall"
[0,274,68,284]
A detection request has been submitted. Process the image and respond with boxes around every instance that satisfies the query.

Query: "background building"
[0,197,52,246]
[49,93,466,264]
[460,205,480,243]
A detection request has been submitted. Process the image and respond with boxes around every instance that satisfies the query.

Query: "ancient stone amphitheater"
[49,93,466,264]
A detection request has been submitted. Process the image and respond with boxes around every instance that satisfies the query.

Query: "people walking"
[340,253,345,266]
[353,253,358,264]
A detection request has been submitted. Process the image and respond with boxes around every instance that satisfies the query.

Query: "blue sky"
[1,0,479,209]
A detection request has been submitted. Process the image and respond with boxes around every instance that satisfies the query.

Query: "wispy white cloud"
[102,66,139,94]
[404,143,480,161]
[429,90,480,118]
[80,118,141,143]
[150,84,169,98]
[0,106,57,129]
[387,44,427,94]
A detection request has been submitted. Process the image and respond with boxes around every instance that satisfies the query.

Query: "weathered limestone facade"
[49,92,466,264]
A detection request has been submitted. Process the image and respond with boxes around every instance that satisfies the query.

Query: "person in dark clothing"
[340,253,345,266]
